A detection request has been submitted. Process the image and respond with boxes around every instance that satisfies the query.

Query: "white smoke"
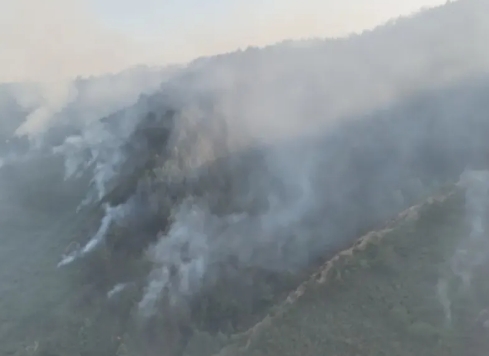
[57,202,130,267]
[438,169,489,324]
[15,80,78,140]
[138,201,210,317]
[52,101,145,208]
[437,278,452,326]
[453,170,489,288]
[25,0,489,323]
[107,283,130,299]
[137,136,318,317]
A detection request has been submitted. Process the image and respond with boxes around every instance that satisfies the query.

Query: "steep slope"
[2,1,489,355]
[13,75,488,356]
[208,183,483,356]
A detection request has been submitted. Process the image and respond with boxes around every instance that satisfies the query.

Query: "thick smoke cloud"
[0,0,449,140]
[38,0,489,321]
[3,1,489,353]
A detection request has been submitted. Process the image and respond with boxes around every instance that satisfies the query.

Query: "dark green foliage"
[217,191,489,356]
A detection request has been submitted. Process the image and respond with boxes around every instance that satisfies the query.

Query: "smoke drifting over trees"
[2,0,489,355]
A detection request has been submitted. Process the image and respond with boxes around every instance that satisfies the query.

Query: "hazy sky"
[1,0,448,82]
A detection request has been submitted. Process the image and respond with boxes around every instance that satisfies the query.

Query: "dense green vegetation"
[213,188,489,356]
[21,184,488,356]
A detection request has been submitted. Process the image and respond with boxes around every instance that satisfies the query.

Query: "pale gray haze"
[2,0,489,355]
